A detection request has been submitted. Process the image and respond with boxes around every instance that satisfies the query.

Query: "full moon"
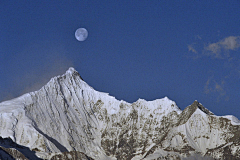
[75,28,88,41]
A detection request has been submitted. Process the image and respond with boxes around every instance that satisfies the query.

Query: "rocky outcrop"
[0,67,239,159]
[0,137,40,160]
[50,151,93,160]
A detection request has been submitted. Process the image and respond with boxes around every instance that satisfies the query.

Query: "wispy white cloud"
[204,36,240,58]
[187,35,239,102]
[204,77,229,102]
[187,43,200,59]
[188,36,240,59]
[196,35,202,40]
[188,44,198,54]
[221,36,240,50]
[204,43,222,58]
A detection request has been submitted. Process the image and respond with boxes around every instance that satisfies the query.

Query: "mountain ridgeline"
[0,67,239,160]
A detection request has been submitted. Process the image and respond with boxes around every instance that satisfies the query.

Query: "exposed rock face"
[50,151,94,160]
[0,67,239,160]
[0,137,39,160]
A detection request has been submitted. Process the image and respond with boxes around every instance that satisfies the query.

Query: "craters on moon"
[75,28,88,41]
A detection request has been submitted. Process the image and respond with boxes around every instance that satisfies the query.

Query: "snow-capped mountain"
[0,67,239,160]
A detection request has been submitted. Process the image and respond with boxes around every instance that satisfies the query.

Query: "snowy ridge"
[221,115,240,125]
[0,67,240,160]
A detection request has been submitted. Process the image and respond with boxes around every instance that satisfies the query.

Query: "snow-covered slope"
[0,67,239,160]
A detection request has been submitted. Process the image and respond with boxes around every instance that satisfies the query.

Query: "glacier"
[0,67,240,160]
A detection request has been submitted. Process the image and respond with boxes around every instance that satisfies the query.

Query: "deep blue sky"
[1,1,240,118]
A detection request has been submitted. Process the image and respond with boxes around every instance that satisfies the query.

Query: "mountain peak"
[62,67,84,81]
[191,100,214,115]
[1,68,240,159]
[66,67,76,74]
